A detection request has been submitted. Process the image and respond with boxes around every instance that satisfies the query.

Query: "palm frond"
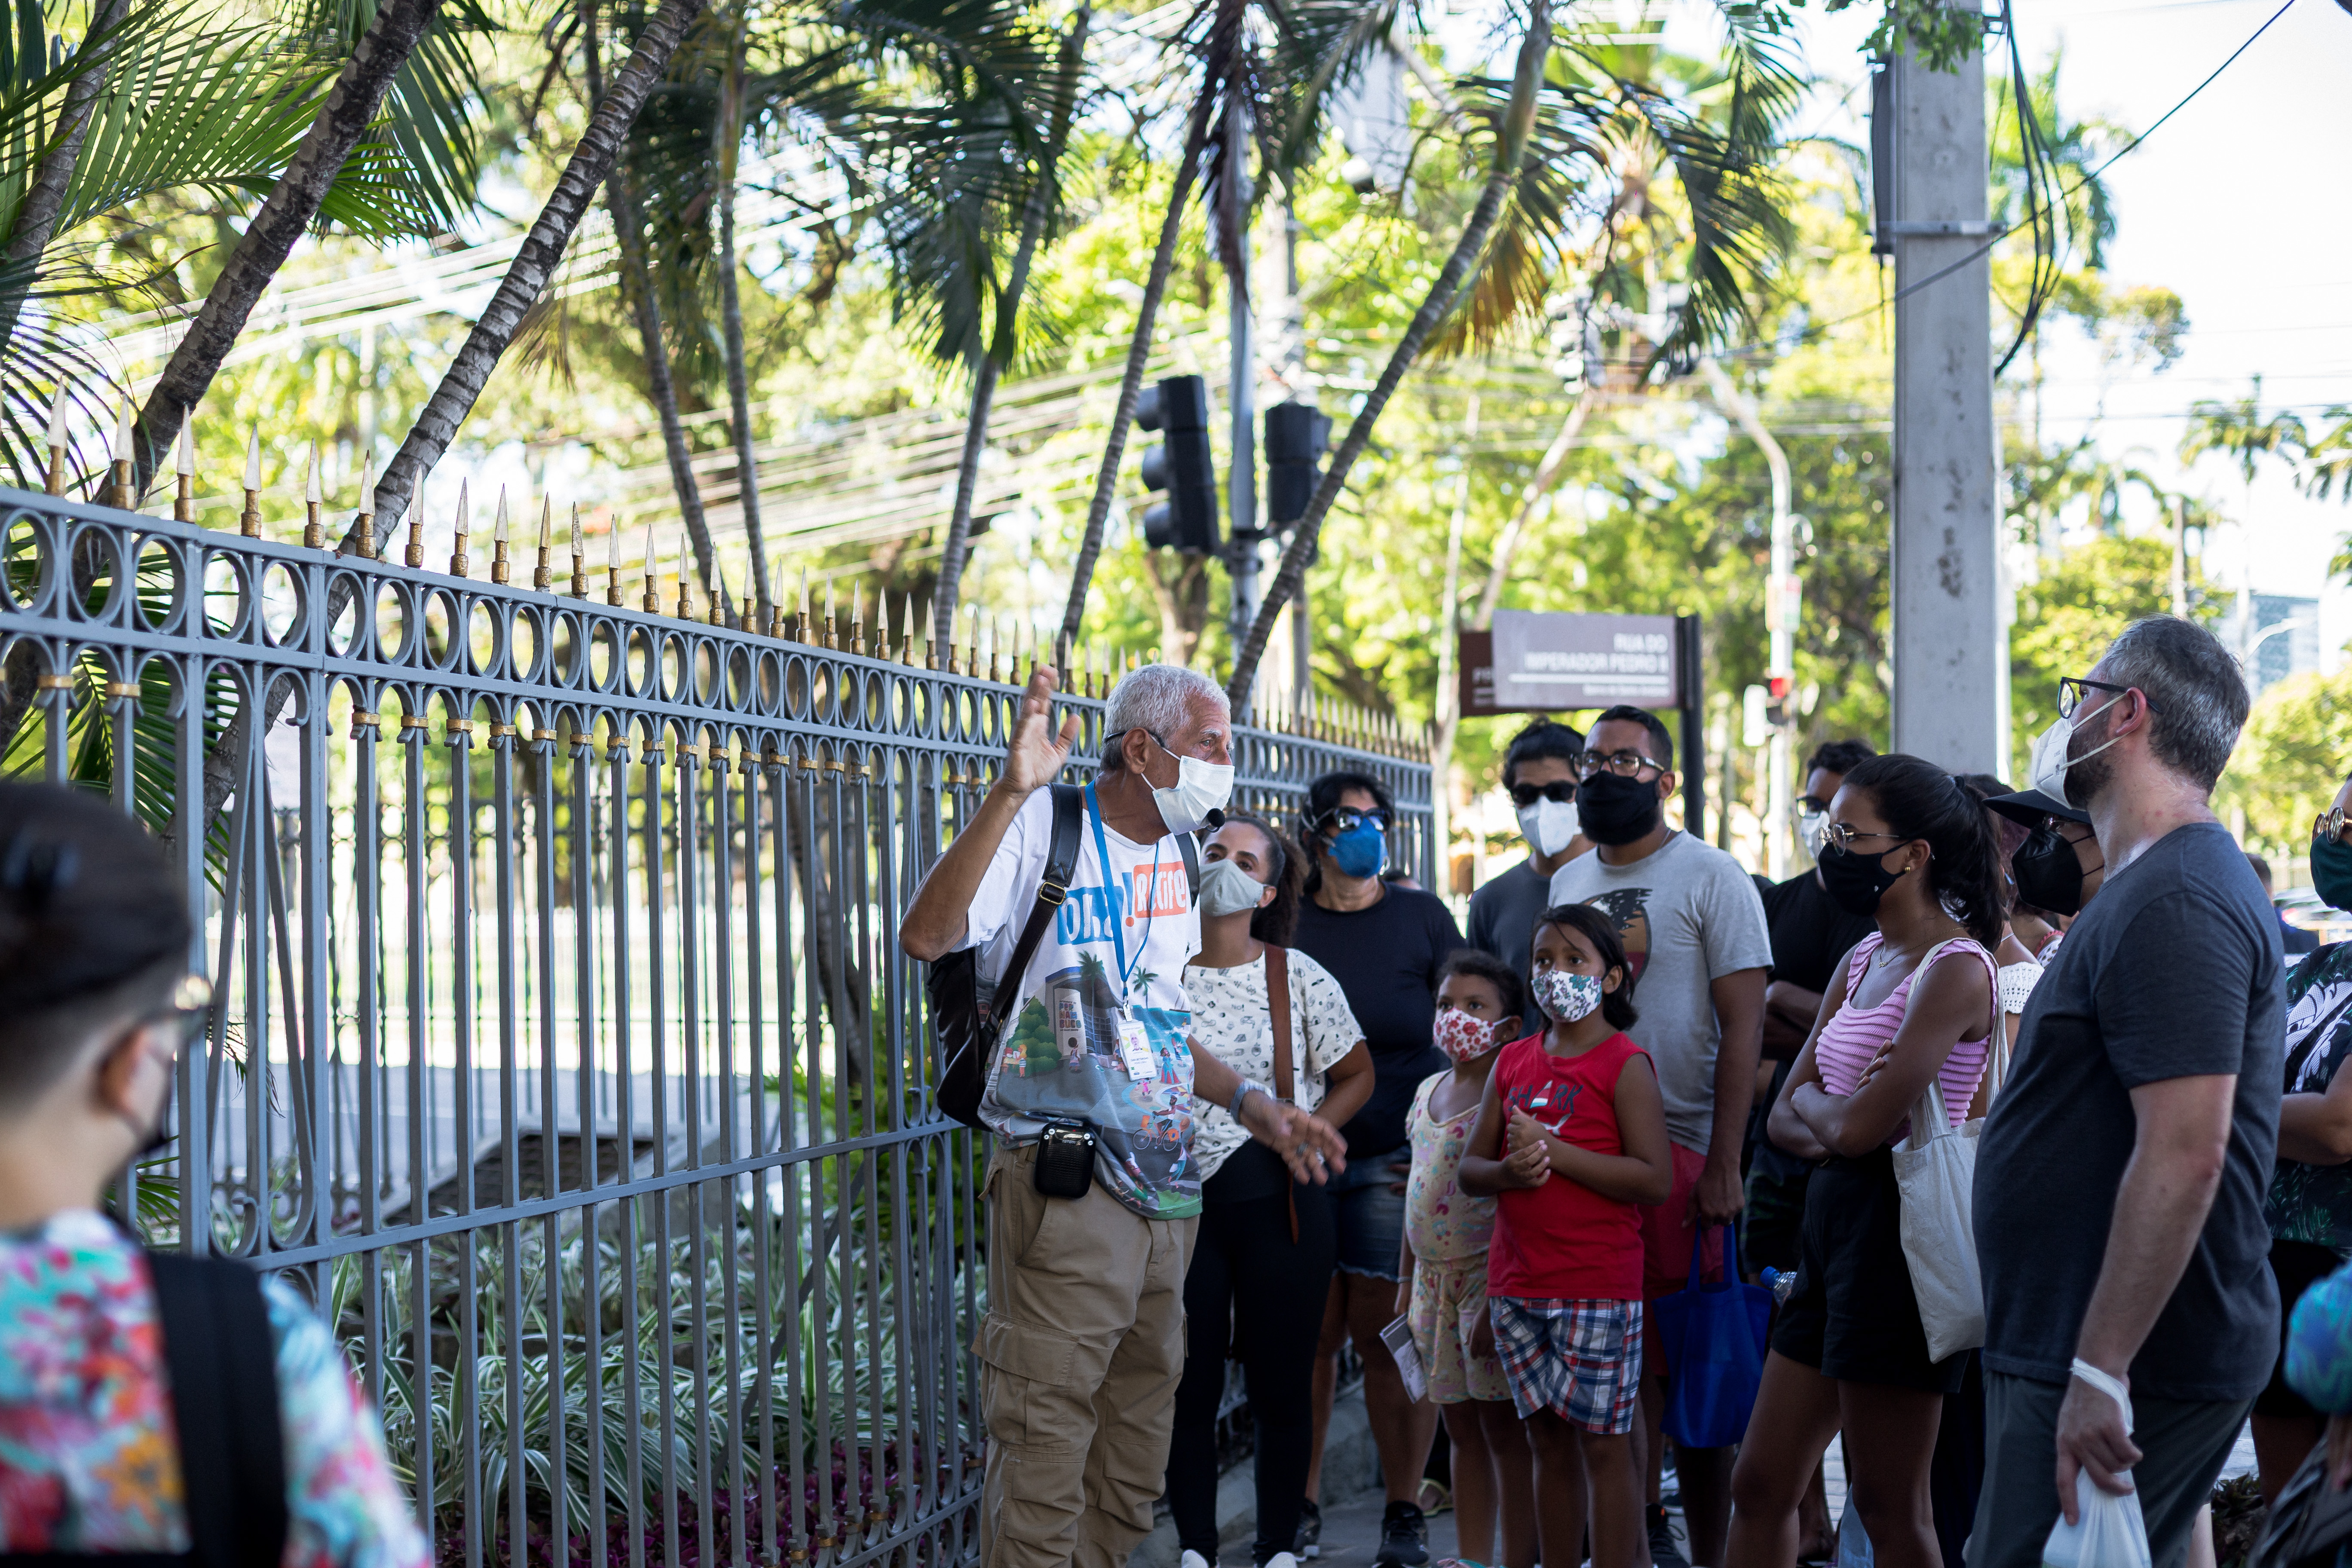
[282,0,491,231]
[60,21,430,240]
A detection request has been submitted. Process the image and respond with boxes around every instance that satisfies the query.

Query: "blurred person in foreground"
[1467,719,1592,1004]
[0,781,429,1568]
[1972,617,2281,1568]
[1547,704,1772,1568]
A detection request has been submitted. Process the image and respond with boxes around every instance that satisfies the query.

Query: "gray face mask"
[1197,856,1268,918]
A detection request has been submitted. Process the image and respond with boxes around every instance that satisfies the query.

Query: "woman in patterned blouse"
[0,783,428,1568]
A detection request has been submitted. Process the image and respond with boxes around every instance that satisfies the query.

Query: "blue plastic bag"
[1649,1223,1773,1449]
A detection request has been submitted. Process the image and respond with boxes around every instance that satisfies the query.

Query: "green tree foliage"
[2220,669,2352,852]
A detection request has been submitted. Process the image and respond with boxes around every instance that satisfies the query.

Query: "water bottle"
[1761,1265,1798,1305]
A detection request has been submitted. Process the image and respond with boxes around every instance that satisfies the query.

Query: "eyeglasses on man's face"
[2317,806,2352,846]
[1794,797,1832,823]
[2058,677,2159,721]
[1509,779,1577,809]
[145,972,214,1050]
[1577,750,1666,780]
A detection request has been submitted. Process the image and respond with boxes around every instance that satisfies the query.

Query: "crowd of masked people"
[890,607,2352,1568]
[9,607,2352,1568]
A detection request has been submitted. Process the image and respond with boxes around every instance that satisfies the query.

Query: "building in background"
[2242,593,2321,695]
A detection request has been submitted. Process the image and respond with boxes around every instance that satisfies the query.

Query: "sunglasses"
[2317,807,2352,845]
[1509,780,1577,809]
[1323,806,1391,834]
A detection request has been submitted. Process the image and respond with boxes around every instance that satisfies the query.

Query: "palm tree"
[928,7,1089,650]
[128,0,453,496]
[0,0,129,346]
[588,0,726,610]
[712,9,774,624]
[1222,6,1801,703]
[360,0,708,545]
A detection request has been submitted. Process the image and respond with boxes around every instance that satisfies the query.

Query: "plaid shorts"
[1488,1295,1643,1434]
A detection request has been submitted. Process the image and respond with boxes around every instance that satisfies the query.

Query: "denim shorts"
[1329,1145,1413,1281]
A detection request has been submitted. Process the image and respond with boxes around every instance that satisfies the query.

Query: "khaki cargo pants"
[976,1142,1197,1568]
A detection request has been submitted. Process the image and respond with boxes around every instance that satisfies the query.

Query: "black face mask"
[1576,771,1663,846]
[1816,840,1909,917]
[2012,823,2090,917]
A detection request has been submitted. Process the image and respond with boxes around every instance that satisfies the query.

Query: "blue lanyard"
[1084,784,1163,1004]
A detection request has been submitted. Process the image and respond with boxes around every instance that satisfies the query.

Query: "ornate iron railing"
[0,487,1432,1568]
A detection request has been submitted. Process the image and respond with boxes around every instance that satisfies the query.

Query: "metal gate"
[0,487,1431,1568]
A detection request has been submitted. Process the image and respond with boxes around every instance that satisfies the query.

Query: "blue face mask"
[1330,821,1387,880]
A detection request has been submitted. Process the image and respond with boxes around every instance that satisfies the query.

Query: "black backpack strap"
[1175,830,1199,900]
[985,784,1086,1030]
[148,1253,288,1568]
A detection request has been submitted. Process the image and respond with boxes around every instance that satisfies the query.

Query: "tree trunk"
[358,0,708,546]
[586,0,722,612]
[1056,80,1216,650]
[715,19,773,625]
[173,0,709,855]
[1225,3,1551,705]
[0,0,129,345]
[131,0,446,496]
[929,9,1089,652]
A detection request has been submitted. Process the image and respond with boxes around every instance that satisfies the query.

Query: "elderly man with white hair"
[901,660,1350,1568]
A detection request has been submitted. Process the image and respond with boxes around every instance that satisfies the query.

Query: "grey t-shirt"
[1468,858,1552,1006]
[1975,821,2283,1401]
[1547,832,1773,1153]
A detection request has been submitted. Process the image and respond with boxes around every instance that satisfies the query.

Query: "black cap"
[1984,788,2090,829]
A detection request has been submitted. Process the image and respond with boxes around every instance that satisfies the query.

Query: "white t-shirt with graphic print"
[959,783,1204,1218]
[1183,948,1363,1182]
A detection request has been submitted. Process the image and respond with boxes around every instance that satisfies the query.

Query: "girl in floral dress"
[1398,950,1534,1568]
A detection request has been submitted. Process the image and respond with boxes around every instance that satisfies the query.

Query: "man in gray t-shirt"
[1544,705,1770,1568]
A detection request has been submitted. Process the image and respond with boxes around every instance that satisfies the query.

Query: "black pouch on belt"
[1033,1119,1097,1199]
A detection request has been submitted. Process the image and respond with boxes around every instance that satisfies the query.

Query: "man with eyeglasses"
[1971,618,2282,1568]
[1544,704,1771,1566]
[1467,719,1591,1004]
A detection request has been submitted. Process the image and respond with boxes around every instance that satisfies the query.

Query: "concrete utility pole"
[1880,26,2003,774]
[1222,92,1261,673]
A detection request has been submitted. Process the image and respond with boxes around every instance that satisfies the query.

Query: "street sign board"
[1461,610,1683,715]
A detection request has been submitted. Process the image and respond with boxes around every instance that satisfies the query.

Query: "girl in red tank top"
[1461,904,1673,1568]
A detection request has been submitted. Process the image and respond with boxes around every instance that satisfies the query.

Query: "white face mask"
[2028,694,2125,810]
[1197,856,1267,918]
[1516,797,1581,858]
[1798,812,1830,861]
[1146,734,1235,836]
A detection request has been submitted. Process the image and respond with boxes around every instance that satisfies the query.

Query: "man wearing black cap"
[1984,786,2106,959]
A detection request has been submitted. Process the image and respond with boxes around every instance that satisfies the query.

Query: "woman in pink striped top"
[1726,755,2005,1568]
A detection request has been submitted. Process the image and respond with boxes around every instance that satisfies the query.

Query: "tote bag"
[1890,944,2005,1363]
[1650,1224,1773,1449]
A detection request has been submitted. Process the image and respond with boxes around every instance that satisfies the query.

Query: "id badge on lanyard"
[1085,784,1166,1081]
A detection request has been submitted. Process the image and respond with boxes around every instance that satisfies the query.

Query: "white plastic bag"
[1378,1315,1428,1403]
[2040,1363,2152,1568]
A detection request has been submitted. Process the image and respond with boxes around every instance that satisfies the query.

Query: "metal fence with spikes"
[0,482,1433,1568]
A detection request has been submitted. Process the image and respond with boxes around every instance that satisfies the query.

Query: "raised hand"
[998,663,1084,798]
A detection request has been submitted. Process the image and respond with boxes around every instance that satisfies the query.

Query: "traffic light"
[1136,375,1220,554]
[1263,401,1332,527]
